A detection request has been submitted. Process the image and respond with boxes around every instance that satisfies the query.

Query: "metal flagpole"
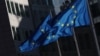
[72,27,81,56]
[56,40,62,56]
[71,18,81,56]
[50,8,63,56]
[86,0,100,56]
[50,10,62,56]
[46,0,62,56]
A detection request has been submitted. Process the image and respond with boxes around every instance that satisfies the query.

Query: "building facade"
[5,0,39,56]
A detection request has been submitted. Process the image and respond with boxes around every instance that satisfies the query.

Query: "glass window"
[93,0,98,3]
[31,0,41,5]
[91,3,100,18]
[15,3,20,16]
[48,0,53,6]
[16,28,21,41]
[25,6,30,17]
[44,11,49,16]
[20,54,24,56]
[12,27,21,41]
[76,32,92,50]
[19,5,25,17]
[6,0,11,13]
[12,27,16,40]
[28,30,33,37]
[42,0,47,5]
[37,0,41,5]
[59,37,76,51]
[29,55,33,56]
[30,30,33,35]
[84,33,92,49]
[40,42,58,52]
[11,2,16,14]
[31,0,37,5]
[17,54,21,56]
[77,34,86,50]
[39,10,43,20]
[50,42,58,51]
[20,29,27,41]
[32,10,36,19]
[32,10,37,27]
[25,31,29,39]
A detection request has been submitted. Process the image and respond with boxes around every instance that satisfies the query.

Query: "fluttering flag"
[42,0,90,45]
[19,0,90,52]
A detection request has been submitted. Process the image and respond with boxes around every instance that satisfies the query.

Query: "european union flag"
[42,0,90,45]
[19,0,90,52]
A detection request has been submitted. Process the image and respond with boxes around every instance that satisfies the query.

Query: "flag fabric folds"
[19,0,90,52]
[32,14,52,41]
[42,0,90,45]
[19,14,52,52]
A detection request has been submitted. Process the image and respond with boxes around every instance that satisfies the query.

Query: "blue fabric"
[32,14,52,41]
[42,0,90,45]
[19,0,90,52]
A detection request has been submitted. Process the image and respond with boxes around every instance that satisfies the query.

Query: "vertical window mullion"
[6,0,11,13]
[11,2,16,14]
[42,0,47,5]
[16,28,21,41]
[19,5,25,17]
[25,31,29,39]
[12,27,17,40]
[25,6,30,18]
[15,3,20,16]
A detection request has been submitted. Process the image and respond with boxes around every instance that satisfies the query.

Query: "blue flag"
[42,0,90,45]
[19,0,90,52]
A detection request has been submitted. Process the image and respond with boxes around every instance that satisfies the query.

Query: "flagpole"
[49,6,62,56]
[72,27,81,56]
[46,0,62,56]
[50,9,63,56]
[87,0,100,56]
[56,40,62,56]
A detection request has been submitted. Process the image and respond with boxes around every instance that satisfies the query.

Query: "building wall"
[5,0,40,56]
[5,0,34,40]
